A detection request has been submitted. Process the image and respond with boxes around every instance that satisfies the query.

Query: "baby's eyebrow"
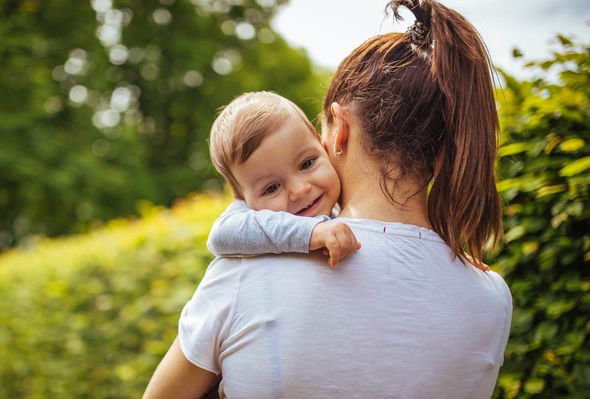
[250,173,275,189]
[293,145,318,162]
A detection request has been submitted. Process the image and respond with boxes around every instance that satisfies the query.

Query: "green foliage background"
[0,195,226,397]
[491,36,590,398]
[0,0,328,248]
[0,1,588,397]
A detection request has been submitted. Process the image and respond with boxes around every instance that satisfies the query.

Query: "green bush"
[0,195,228,398]
[493,35,590,398]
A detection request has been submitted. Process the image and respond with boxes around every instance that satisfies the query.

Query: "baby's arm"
[207,200,330,256]
[207,201,361,267]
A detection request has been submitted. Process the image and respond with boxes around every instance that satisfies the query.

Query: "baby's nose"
[289,180,311,201]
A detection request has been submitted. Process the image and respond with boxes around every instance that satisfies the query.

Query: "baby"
[207,91,360,267]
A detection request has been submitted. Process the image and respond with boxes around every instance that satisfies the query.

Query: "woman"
[144,1,512,397]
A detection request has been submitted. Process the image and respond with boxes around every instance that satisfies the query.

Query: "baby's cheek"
[318,170,339,199]
[262,196,290,214]
[327,166,341,188]
[245,195,269,212]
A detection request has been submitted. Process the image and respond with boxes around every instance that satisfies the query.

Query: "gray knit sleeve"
[207,201,330,256]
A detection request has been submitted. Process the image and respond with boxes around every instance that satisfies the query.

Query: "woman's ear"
[330,102,349,156]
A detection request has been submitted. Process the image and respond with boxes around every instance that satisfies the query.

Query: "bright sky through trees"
[273,0,590,79]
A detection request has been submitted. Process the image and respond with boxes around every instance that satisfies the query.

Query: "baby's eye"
[263,183,280,196]
[300,158,316,170]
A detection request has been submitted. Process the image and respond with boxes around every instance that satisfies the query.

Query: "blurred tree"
[0,0,328,249]
[493,34,590,398]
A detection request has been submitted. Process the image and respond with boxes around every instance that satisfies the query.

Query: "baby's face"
[232,116,340,216]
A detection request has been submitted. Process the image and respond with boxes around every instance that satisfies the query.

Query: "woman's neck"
[338,170,432,229]
[327,114,432,229]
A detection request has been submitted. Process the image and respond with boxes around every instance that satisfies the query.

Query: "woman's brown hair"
[323,0,502,264]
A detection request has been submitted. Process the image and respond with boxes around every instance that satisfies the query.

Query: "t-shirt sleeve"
[500,276,513,366]
[206,200,330,256]
[178,257,241,375]
[489,270,513,366]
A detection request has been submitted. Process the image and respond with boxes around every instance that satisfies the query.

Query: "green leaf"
[557,34,574,47]
[498,142,528,157]
[524,378,545,394]
[497,178,517,193]
[505,225,526,242]
[560,138,585,152]
[546,300,577,318]
[534,321,559,343]
[537,184,566,198]
[560,157,590,177]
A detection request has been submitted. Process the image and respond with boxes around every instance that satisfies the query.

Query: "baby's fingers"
[337,229,360,258]
[325,239,342,268]
[329,235,360,268]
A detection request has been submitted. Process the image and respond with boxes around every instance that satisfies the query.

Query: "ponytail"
[325,0,502,263]
[426,0,502,262]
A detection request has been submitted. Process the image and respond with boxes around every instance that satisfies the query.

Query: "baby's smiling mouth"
[296,195,322,216]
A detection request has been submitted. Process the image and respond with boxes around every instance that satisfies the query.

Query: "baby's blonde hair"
[209,91,317,198]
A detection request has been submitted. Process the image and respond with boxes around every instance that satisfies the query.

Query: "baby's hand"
[310,221,361,268]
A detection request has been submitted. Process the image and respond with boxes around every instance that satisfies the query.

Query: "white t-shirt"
[180,218,512,399]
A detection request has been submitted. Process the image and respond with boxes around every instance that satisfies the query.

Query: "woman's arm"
[207,200,329,256]
[143,337,220,399]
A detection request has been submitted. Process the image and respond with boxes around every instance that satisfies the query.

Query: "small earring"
[333,146,343,156]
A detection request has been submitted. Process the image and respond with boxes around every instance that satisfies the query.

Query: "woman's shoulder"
[209,252,325,275]
[337,217,445,243]
[483,268,513,308]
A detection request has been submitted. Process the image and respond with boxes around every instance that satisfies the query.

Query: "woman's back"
[180,219,512,399]
[145,2,511,397]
